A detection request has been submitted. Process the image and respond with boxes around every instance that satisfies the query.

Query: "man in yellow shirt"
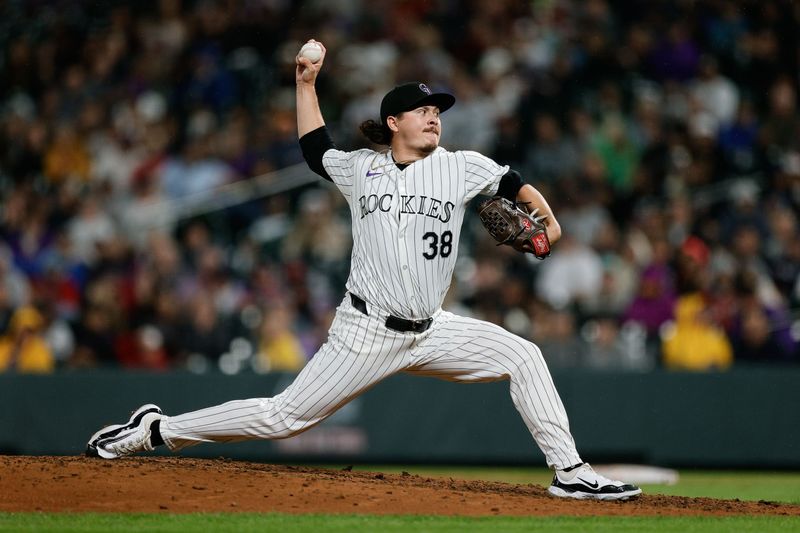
[255,304,306,372]
[662,293,733,371]
[0,306,55,373]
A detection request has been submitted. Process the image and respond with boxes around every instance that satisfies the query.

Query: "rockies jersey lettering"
[359,194,454,223]
[323,147,507,319]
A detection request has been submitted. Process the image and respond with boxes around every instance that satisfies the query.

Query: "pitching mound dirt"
[1,456,798,516]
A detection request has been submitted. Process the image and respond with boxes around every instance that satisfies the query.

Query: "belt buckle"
[384,314,432,333]
[413,317,431,332]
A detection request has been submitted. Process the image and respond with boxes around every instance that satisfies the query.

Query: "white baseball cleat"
[548,463,642,501]
[86,404,163,459]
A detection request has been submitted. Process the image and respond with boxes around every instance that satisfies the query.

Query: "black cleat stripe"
[552,479,639,494]
[88,407,161,446]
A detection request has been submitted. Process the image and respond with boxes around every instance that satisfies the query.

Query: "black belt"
[350,293,433,333]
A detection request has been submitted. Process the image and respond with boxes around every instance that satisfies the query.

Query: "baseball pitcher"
[86,39,641,501]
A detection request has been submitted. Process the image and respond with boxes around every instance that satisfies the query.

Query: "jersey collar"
[386,146,446,169]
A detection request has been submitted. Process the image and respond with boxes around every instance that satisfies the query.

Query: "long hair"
[359,119,392,145]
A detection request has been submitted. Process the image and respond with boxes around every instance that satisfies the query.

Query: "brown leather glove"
[478,197,551,259]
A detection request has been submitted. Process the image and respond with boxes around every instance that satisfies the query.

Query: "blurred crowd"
[1,0,799,374]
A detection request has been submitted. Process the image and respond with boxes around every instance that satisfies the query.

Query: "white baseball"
[299,42,323,63]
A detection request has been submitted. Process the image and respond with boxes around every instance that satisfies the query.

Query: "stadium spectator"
[178,295,232,367]
[729,270,796,364]
[0,306,55,373]
[661,292,734,372]
[539,311,586,369]
[535,233,604,311]
[690,55,739,130]
[254,302,307,373]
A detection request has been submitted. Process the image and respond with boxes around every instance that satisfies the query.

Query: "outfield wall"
[1,368,798,467]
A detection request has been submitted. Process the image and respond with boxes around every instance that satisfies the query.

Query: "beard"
[419,141,438,154]
[392,128,440,159]
[418,131,439,154]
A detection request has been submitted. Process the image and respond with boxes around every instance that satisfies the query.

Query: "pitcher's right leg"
[158,298,412,451]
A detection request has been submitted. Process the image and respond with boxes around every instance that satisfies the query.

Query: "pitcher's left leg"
[407,312,582,470]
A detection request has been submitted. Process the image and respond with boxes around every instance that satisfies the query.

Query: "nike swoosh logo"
[366,170,383,177]
[577,477,599,489]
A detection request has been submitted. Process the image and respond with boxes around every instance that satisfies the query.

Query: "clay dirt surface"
[1,456,798,517]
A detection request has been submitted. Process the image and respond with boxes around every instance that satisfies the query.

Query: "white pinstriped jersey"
[322,147,508,319]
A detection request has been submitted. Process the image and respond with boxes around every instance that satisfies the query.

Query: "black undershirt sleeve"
[496,169,525,201]
[299,126,336,181]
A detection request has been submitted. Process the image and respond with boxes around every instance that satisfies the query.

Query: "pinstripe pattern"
[325,147,506,319]
[162,296,414,450]
[159,145,583,470]
[405,312,581,468]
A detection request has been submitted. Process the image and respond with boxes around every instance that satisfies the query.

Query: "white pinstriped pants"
[160,294,582,469]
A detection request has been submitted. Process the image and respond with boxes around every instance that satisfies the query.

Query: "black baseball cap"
[380,82,456,124]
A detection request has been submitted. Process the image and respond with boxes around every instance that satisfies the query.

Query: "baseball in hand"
[299,42,323,63]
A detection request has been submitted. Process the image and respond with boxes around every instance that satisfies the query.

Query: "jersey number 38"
[422,231,453,259]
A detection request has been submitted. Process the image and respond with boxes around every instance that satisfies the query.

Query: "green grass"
[639,470,800,504]
[339,465,800,504]
[1,513,798,533]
